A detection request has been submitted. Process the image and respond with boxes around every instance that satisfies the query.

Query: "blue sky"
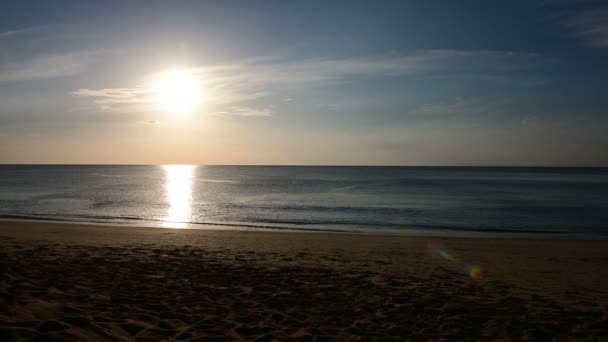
[0,0,607,165]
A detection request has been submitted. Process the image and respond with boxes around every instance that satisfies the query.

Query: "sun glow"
[151,68,202,112]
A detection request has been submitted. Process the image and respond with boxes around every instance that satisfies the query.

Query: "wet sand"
[1,221,607,341]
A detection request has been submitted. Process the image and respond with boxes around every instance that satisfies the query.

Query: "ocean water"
[0,165,607,238]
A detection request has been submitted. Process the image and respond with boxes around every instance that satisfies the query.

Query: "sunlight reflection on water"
[162,165,196,228]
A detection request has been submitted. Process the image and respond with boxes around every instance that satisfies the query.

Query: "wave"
[0,213,345,233]
[0,212,593,237]
[199,178,239,183]
[92,173,127,178]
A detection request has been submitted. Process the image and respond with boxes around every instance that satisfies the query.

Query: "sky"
[0,0,607,166]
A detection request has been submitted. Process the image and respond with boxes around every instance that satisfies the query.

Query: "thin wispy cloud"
[74,49,543,116]
[0,23,106,83]
[0,25,56,39]
[198,50,542,85]
[72,88,155,104]
[228,106,273,117]
[565,7,608,47]
[406,97,522,124]
[412,98,496,117]
[0,51,104,83]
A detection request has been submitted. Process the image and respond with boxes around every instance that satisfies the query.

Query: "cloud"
[0,24,106,83]
[0,25,57,39]
[413,97,474,116]
[565,7,608,47]
[73,88,154,104]
[197,50,541,86]
[411,97,505,119]
[211,107,273,117]
[228,106,273,117]
[73,87,154,113]
[73,50,543,115]
[0,51,103,83]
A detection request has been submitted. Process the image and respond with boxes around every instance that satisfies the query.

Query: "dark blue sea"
[0,166,607,238]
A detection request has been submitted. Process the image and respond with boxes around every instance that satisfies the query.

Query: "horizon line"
[0,163,607,168]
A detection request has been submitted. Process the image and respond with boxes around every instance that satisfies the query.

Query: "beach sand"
[1,221,607,341]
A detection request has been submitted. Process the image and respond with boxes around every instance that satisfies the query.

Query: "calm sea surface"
[0,166,607,238]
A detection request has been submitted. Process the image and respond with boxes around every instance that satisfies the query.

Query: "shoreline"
[0,216,602,240]
[2,221,608,340]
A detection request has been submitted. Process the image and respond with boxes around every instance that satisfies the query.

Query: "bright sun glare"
[151,68,202,112]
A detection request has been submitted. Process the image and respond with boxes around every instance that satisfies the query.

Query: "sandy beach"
[1,221,607,341]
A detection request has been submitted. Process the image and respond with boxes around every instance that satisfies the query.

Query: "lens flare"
[428,243,453,260]
[464,263,483,280]
[428,242,484,280]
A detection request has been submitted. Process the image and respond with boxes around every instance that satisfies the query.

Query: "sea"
[0,165,607,238]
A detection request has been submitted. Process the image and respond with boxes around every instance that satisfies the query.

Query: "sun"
[151,68,202,112]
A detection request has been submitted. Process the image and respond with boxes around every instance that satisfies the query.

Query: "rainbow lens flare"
[464,263,483,280]
[428,242,484,280]
[428,243,453,261]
